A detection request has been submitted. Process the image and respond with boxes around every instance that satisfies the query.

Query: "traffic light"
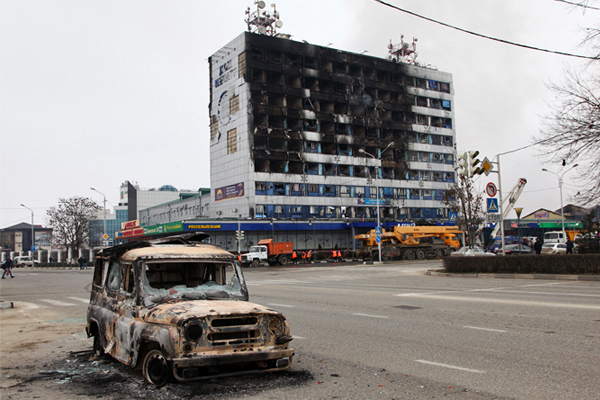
[457,150,485,177]
[457,152,469,177]
[468,150,484,176]
[235,231,245,240]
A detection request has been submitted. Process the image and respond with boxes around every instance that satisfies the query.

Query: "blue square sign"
[487,198,499,213]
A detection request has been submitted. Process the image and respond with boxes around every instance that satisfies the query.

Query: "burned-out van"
[86,233,293,386]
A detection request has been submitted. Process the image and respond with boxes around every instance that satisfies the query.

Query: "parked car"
[451,246,496,256]
[486,236,521,252]
[541,243,567,255]
[494,244,533,255]
[13,256,38,267]
[87,233,294,386]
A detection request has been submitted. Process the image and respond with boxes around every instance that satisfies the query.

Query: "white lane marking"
[397,294,600,310]
[41,299,75,307]
[292,335,306,340]
[415,359,485,374]
[464,326,507,333]
[246,279,312,286]
[68,297,90,303]
[482,290,600,298]
[352,313,389,319]
[268,303,295,308]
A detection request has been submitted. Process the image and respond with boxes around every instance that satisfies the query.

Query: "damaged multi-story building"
[208,28,456,222]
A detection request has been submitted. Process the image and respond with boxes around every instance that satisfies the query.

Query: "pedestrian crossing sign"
[487,198,499,213]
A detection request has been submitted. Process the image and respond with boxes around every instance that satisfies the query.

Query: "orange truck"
[355,225,462,260]
[240,239,294,267]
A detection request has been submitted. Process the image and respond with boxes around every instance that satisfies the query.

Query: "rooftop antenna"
[245,1,283,36]
[388,35,418,65]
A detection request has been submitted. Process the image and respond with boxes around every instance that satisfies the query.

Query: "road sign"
[487,213,502,222]
[486,182,497,197]
[449,212,458,221]
[375,235,381,244]
[375,226,382,234]
[481,157,493,176]
[487,198,499,213]
[102,233,109,240]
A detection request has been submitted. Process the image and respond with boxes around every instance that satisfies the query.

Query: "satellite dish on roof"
[257,1,266,8]
[259,26,267,34]
[275,20,283,28]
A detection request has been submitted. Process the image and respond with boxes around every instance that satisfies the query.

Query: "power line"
[372,0,599,60]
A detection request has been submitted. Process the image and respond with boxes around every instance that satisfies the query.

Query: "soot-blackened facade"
[209,32,455,222]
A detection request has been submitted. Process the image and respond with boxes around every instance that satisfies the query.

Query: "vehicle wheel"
[142,349,171,387]
[436,249,445,258]
[93,334,104,356]
[251,259,260,268]
[416,250,426,260]
[279,255,288,266]
[404,250,416,260]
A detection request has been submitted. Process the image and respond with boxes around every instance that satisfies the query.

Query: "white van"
[543,231,566,244]
[13,256,37,267]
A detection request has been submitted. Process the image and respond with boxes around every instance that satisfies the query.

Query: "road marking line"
[268,303,295,308]
[352,313,389,319]
[397,294,600,310]
[415,359,485,374]
[40,299,75,307]
[464,325,507,333]
[68,297,90,303]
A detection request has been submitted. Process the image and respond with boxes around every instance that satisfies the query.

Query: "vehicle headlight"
[268,316,285,336]
[185,322,203,341]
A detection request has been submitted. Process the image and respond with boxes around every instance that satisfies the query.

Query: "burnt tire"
[404,250,416,260]
[142,349,171,387]
[278,255,288,266]
[93,334,104,356]
[416,250,426,260]
[251,259,260,268]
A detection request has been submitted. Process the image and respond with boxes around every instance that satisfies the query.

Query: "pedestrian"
[301,251,306,264]
[566,238,574,254]
[338,250,343,261]
[534,238,542,254]
[292,251,297,265]
[78,256,84,270]
[2,257,14,279]
[83,257,88,270]
[307,250,312,263]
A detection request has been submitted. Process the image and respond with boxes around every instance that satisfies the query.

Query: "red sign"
[121,219,140,230]
[486,182,497,197]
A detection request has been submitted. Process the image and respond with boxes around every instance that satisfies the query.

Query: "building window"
[229,95,240,114]
[227,128,237,154]
[238,52,246,78]
[274,205,284,214]
[210,116,218,141]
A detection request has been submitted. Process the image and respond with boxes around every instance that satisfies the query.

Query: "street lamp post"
[359,142,394,263]
[20,204,34,254]
[90,187,107,246]
[542,164,578,242]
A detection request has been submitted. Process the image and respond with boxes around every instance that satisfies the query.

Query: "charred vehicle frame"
[86,233,293,385]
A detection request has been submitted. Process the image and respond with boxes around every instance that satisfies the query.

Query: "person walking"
[2,257,14,279]
[292,251,297,265]
[301,251,306,264]
[566,238,574,254]
[83,257,88,270]
[77,256,85,270]
[534,238,542,254]
[307,250,312,263]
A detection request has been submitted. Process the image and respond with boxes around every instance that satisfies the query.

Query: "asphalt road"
[1,261,599,399]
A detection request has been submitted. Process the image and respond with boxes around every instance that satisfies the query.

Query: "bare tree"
[536,1,600,205]
[47,196,101,259]
[441,174,485,248]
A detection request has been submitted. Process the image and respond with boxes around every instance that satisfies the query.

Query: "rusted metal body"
[86,234,293,384]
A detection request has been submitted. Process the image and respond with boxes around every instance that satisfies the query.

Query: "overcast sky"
[1,0,596,228]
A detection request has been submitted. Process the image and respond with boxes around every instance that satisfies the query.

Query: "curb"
[426,270,600,281]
